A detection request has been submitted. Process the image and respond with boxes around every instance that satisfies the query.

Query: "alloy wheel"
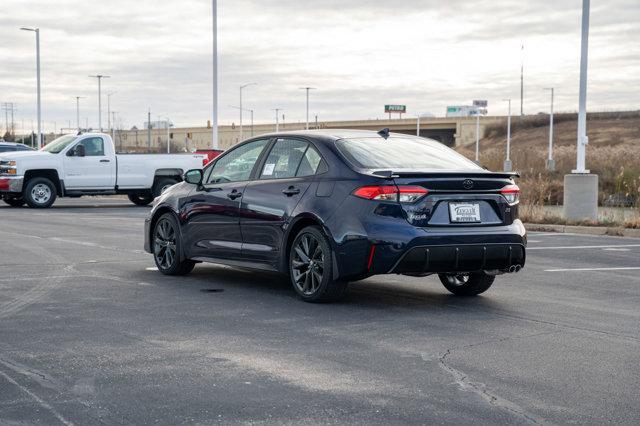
[154,218,177,270]
[292,233,325,295]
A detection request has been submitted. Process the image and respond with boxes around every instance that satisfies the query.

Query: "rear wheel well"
[24,170,62,195]
[283,217,327,273]
[153,169,183,186]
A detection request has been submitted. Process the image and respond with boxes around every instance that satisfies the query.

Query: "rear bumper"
[0,176,24,194]
[390,242,525,274]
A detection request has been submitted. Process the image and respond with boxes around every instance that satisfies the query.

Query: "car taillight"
[353,185,428,203]
[202,158,209,167]
[500,184,520,204]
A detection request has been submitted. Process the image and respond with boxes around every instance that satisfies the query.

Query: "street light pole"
[273,108,281,132]
[474,113,480,163]
[107,92,116,134]
[75,96,84,133]
[20,27,42,148]
[89,75,110,131]
[563,0,597,221]
[503,99,512,172]
[239,83,257,141]
[300,87,316,130]
[544,88,555,170]
[211,0,218,148]
[165,117,171,153]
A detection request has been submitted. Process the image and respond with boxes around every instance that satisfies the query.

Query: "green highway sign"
[385,104,406,113]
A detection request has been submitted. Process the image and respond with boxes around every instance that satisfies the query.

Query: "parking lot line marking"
[545,267,640,272]
[603,248,631,251]
[528,244,640,250]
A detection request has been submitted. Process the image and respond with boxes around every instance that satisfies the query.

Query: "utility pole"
[272,108,281,132]
[564,0,597,221]
[503,99,512,172]
[75,96,84,132]
[520,43,524,117]
[89,74,110,131]
[20,27,42,148]
[211,0,219,148]
[300,87,316,130]
[239,83,257,141]
[544,88,555,170]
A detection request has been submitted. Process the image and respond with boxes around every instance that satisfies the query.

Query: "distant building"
[446,105,486,117]
[144,120,173,129]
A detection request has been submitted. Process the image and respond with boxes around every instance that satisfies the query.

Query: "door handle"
[227,190,242,200]
[282,186,300,196]
[100,159,110,163]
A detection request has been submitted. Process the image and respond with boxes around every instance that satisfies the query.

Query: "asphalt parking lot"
[1,198,639,425]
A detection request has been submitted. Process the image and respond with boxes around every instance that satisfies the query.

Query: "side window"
[296,146,323,177]
[260,139,308,180]
[207,139,269,184]
[78,137,105,156]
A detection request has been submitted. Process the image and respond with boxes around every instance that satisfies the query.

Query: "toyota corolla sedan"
[144,129,526,302]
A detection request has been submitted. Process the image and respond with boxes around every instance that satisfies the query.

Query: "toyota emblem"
[462,179,474,189]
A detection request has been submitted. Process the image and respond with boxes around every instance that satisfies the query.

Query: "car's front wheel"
[438,272,495,296]
[24,177,57,208]
[289,226,347,302]
[153,213,195,275]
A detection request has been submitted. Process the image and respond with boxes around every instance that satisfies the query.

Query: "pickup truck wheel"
[438,272,495,296]
[3,196,25,207]
[289,226,348,303]
[128,192,154,206]
[153,178,178,198]
[24,178,57,208]
[153,213,195,276]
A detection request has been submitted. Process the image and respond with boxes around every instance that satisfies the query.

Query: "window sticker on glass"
[263,163,276,176]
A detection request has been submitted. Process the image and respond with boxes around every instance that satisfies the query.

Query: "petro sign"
[385,104,406,113]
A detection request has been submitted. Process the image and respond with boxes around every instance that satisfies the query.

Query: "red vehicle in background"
[195,149,224,166]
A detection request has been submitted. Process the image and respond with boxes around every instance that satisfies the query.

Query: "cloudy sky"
[0,0,638,131]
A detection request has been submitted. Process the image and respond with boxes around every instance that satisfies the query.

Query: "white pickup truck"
[0,133,207,208]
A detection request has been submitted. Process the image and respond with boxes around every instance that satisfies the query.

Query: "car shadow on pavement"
[164,264,506,313]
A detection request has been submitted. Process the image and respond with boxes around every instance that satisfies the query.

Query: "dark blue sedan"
[144,129,526,302]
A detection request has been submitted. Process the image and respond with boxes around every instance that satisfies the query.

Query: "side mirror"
[75,144,86,157]
[184,169,203,185]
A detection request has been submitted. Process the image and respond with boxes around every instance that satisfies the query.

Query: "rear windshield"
[336,137,483,171]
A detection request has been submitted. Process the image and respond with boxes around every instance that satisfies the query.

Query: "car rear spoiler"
[370,170,520,179]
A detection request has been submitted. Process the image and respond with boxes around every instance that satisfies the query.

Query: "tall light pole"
[474,113,480,163]
[20,27,42,148]
[110,111,117,142]
[107,92,116,133]
[300,87,316,130]
[89,75,110,131]
[239,83,257,141]
[272,108,282,132]
[211,0,219,148]
[165,117,171,153]
[544,88,555,171]
[564,0,597,221]
[75,96,84,132]
[503,99,512,172]
[520,43,524,117]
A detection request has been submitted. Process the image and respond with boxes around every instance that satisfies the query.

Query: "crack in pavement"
[434,331,560,425]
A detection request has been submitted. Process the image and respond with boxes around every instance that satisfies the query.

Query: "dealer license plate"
[449,202,481,223]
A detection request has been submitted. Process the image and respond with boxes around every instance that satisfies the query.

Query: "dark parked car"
[144,129,526,302]
[0,142,33,153]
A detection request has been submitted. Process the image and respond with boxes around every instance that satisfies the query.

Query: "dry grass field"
[456,111,640,227]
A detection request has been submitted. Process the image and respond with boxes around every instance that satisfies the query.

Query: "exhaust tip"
[508,265,516,273]
[514,265,522,273]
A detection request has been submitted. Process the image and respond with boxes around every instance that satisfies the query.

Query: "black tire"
[23,177,57,208]
[152,213,195,276]
[3,196,25,207]
[128,192,154,206]
[153,178,178,198]
[438,272,495,296]
[289,226,347,302]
